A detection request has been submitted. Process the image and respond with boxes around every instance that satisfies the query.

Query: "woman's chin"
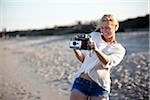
[103,35,113,39]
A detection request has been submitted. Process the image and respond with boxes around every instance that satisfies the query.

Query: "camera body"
[69,34,91,50]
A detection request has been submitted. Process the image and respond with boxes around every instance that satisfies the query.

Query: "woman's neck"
[101,35,117,44]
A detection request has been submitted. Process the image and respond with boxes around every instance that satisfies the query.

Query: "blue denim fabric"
[71,77,109,98]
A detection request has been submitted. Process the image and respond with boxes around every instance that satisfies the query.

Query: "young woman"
[70,14,126,100]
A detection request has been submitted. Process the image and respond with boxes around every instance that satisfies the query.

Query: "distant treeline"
[119,14,149,32]
[1,14,149,37]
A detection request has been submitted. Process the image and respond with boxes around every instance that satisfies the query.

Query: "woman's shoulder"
[90,31,102,39]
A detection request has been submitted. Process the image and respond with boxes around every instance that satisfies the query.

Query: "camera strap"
[89,50,94,57]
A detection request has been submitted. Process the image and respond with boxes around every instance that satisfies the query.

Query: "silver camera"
[69,34,91,50]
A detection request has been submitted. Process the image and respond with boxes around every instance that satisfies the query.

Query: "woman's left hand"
[88,40,98,51]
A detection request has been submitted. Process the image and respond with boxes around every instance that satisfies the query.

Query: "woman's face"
[100,21,117,39]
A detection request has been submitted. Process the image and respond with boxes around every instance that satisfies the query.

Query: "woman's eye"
[100,27,104,29]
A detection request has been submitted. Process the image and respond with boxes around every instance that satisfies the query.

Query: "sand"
[0,32,149,100]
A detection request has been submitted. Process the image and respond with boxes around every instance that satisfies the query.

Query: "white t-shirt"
[72,32,126,92]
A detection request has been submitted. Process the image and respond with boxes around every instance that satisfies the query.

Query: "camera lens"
[73,42,76,45]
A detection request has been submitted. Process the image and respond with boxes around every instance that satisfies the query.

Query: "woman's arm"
[73,49,85,63]
[94,48,110,65]
[89,40,110,65]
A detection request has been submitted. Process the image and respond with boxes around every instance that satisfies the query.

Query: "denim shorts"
[71,77,109,98]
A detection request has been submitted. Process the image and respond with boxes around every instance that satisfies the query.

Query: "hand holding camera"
[87,40,97,50]
[69,34,92,50]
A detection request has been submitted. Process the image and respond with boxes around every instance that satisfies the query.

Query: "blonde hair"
[95,14,119,31]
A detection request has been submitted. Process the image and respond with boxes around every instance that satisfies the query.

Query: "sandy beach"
[0,32,149,100]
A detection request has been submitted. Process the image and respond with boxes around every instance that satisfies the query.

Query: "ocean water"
[116,32,149,54]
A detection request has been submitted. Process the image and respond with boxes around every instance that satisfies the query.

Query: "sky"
[0,0,149,31]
